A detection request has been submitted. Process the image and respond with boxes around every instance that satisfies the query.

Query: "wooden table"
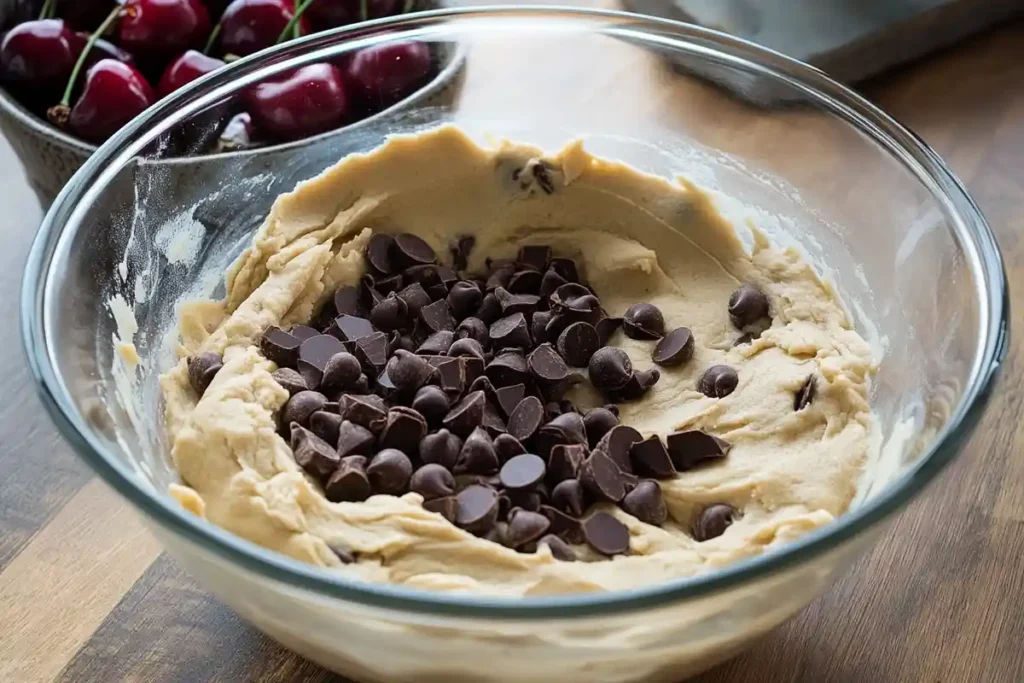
[1,15,1022,683]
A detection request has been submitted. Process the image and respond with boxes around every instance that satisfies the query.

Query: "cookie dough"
[160,125,878,596]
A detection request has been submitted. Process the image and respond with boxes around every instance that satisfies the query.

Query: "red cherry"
[60,1,119,31]
[0,20,80,90]
[68,59,155,143]
[305,0,400,30]
[219,0,309,57]
[118,0,211,63]
[74,33,136,68]
[344,41,432,106]
[244,63,349,141]
[157,50,225,98]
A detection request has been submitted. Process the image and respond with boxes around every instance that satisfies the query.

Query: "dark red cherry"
[219,0,309,57]
[344,41,432,107]
[60,0,119,31]
[244,62,349,141]
[118,0,212,63]
[157,50,225,98]
[74,33,136,68]
[0,20,80,90]
[305,0,401,30]
[68,59,155,143]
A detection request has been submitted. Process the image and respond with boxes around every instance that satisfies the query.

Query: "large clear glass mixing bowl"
[20,7,1008,682]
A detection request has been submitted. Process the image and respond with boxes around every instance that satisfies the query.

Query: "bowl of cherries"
[0,0,464,205]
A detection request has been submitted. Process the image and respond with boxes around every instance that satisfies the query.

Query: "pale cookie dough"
[160,125,878,596]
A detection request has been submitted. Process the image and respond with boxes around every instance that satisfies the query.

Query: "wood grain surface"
[1,13,1022,683]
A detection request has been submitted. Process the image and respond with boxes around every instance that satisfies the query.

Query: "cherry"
[244,62,348,141]
[219,0,308,57]
[344,41,432,107]
[118,0,211,64]
[75,33,136,68]
[66,59,155,143]
[58,0,119,31]
[305,0,400,30]
[157,50,225,98]
[0,20,80,91]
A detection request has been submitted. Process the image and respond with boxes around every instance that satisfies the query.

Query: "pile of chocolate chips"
[187,232,812,559]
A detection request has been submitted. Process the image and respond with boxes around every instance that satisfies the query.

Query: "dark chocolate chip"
[485,265,514,292]
[506,490,542,513]
[455,485,499,532]
[389,350,434,392]
[366,233,397,275]
[455,427,499,475]
[580,450,630,503]
[734,331,758,346]
[260,327,300,368]
[374,274,403,295]
[436,358,467,395]
[340,394,387,433]
[412,385,450,427]
[320,352,363,395]
[379,406,428,455]
[367,448,414,495]
[630,436,676,479]
[728,284,769,329]
[621,480,667,525]
[281,390,328,427]
[489,313,532,349]
[698,365,739,398]
[417,330,454,355]
[438,265,458,289]
[332,286,364,318]
[795,374,817,411]
[336,419,376,457]
[499,453,546,490]
[507,396,544,442]
[556,322,600,367]
[419,429,462,470]
[508,269,543,295]
[548,257,579,283]
[450,235,475,271]
[187,352,223,396]
[369,292,408,333]
[495,384,526,418]
[354,332,389,375]
[547,443,587,485]
[327,542,355,564]
[423,495,458,523]
[588,346,633,392]
[330,315,375,342]
[396,282,432,319]
[351,375,370,394]
[694,503,736,541]
[290,423,339,480]
[481,401,507,438]
[607,368,661,402]
[583,511,630,555]
[309,410,344,446]
[420,298,455,333]
[475,292,502,325]
[538,411,587,447]
[517,245,552,271]
[595,317,623,346]
[550,479,586,517]
[289,325,320,341]
[544,401,562,422]
[665,430,732,470]
[486,350,529,387]
[538,534,576,561]
[410,463,456,500]
[447,281,483,320]
[550,282,590,309]
[494,287,540,316]
[360,275,385,310]
[296,359,324,391]
[493,433,527,463]
[393,233,437,268]
[506,509,550,548]
[652,327,695,367]
[526,342,570,384]
[443,390,486,437]
[622,303,665,340]
[456,317,489,347]
[272,367,307,396]
[539,269,568,299]
[325,456,372,503]
[541,504,584,544]
[449,337,485,361]
[405,264,443,292]
[583,407,619,448]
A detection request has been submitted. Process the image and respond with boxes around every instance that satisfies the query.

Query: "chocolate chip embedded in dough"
[595,317,623,346]
[450,235,475,271]
[332,285,365,319]
[693,503,736,541]
[665,430,732,471]
[588,346,632,392]
[260,327,300,368]
[365,233,397,275]
[325,456,372,503]
[629,435,676,479]
[582,511,630,555]
[393,233,437,268]
[505,509,550,548]
[419,429,462,470]
[652,327,695,367]
[538,534,576,561]
[728,284,769,329]
[367,448,414,495]
[517,244,552,272]
[187,351,223,396]
[606,368,660,402]
[794,374,817,411]
[423,495,459,523]
[455,484,499,533]
[499,453,546,490]
[698,364,738,398]
[622,303,665,340]
[621,480,667,525]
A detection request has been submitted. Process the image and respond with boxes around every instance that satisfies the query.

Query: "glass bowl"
[21,7,1008,682]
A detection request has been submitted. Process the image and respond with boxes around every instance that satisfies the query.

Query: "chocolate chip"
[378,406,427,455]
[393,282,429,318]
[728,284,769,329]
[517,245,552,271]
[455,317,489,347]
[336,419,376,457]
[260,327,300,367]
[539,269,567,299]
[354,332,389,375]
[553,321,598,367]
[494,287,540,317]
[485,265,514,292]
[449,337,485,361]
[652,327,694,367]
[550,282,590,309]
[410,463,456,500]
[393,233,437,268]
[420,495,456,522]
[455,427,499,475]
[583,511,630,555]
[494,433,527,463]
[447,281,482,320]
[420,298,454,333]
[359,275,385,311]
[451,235,475,271]
[366,233,397,275]
[290,325,320,340]
[489,313,532,349]
[405,264,443,292]
[491,383,524,418]
[550,479,586,517]
[340,394,387,433]
[475,292,502,325]
[595,317,623,346]
[419,429,462,470]
[540,504,584,544]
[455,485,499,532]
[438,265,457,289]
[665,430,732,470]
[498,453,546,490]
[629,436,676,479]
[481,400,507,438]
[443,390,486,437]
[296,359,324,391]
[282,390,328,427]
[525,343,568,384]
[698,364,738,398]
[290,423,340,480]
[309,410,344,446]
[694,503,736,541]
[583,407,619,448]
[327,542,354,564]
[325,456,372,503]
[417,330,454,355]
[375,274,403,295]
[368,292,407,333]
[272,367,307,396]
[538,412,587,448]
[507,269,542,295]
[388,350,434,393]
[506,509,550,548]
[538,534,576,561]
[544,401,562,422]
[621,480,667,525]
[367,448,413,495]
[330,315,375,342]
[187,352,223,396]
[320,352,363,395]
[588,346,633,392]
[581,450,634,503]
[547,443,587,485]
[622,303,664,340]
[507,396,544,442]
[734,331,758,346]
[411,385,450,427]
[795,374,817,411]
[332,286,365,319]
[607,368,660,402]
[486,350,529,387]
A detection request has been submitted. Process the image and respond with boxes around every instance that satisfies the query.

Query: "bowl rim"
[21,5,1009,620]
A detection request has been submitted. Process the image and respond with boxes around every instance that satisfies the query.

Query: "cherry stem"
[204,22,221,55]
[360,0,368,22]
[38,0,55,20]
[276,0,317,44]
[58,5,123,107]
[403,0,414,14]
